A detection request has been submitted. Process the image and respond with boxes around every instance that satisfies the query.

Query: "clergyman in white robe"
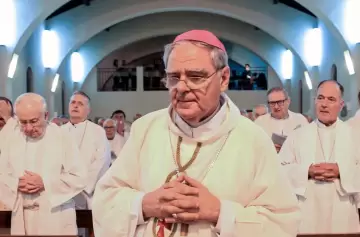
[109,133,126,164]
[255,110,308,137]
[92,95,300,237]
[279,119,360,234]
[0,122,87,235]
[62,120,111,209]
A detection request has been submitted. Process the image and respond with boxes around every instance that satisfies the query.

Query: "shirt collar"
[173,95,227,138]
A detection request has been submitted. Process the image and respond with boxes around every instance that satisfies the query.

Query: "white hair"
[253,104,268,114]
[103,118,117,128]
[163,41,228,70]
[14,93,47,114]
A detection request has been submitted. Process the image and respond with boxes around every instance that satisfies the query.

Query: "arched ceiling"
[56,11,291,89]
[49,0,315,80]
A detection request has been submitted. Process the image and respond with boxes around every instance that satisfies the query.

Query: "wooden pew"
[0,210,93,230]
[2,210,360,237]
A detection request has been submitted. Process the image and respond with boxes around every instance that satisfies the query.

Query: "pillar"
[44,68,55,118]
[0,46,11,99]
[136,66,144,92]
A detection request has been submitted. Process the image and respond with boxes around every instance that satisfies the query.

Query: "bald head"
[15,93,47,114]
[14,93,48,138]
[316,80,343,99]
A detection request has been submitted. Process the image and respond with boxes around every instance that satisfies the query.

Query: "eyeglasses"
[268,99,287,107]
[162,69,222,90]
[18,118,43,128]
[104,126,115,129]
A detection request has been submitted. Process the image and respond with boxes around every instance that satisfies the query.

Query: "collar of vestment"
[168,93,240,143]
[316,118,338,130]
[71,120,87,129]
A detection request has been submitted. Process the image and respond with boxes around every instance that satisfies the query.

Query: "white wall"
[82,68,280,120]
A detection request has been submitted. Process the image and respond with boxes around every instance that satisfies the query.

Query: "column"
[43,68,55,118]
[0,46,11,98]
[73,82,80,92]
[136,66,144,91]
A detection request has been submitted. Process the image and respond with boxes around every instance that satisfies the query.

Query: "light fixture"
[7,53,18,78]
[71,52,84,83]
[281,49,293,79]
[41,30,59,69]
[304,28,322,67]
[304,71,313,90]
[0,0,16,46]
[344,50,355,75]
[344,0,360,44]
[51,74,59,92]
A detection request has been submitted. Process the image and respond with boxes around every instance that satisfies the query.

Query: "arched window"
[331,64,337,81]
[61,81,66,115]
[26,66,33,92]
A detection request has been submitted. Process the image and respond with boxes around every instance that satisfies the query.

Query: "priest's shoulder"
[236,115,271,139]
[253,113,271,124]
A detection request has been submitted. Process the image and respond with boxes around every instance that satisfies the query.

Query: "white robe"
[0,123,87,235]
[279,120,360,234]
[109,133,126,164]
[254,110,308,138]
[0,117,17,210]
[62,120,111,209]
[92,94,300,237]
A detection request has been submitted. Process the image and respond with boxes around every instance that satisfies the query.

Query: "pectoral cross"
[156,219,173,237]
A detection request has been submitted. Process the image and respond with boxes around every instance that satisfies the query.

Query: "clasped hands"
[309,163,339,182]
[18,171,44,194]
[142,175,220,225]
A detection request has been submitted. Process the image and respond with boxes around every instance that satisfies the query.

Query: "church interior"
[1,0,360,237]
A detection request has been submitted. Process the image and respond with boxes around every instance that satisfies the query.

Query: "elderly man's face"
[16,105,48,139]
[268,91,290,119]
[69,94,90,120]
[167,42,229,123]
[103,121,116,140]
[315,81,343,125]
[254,106,267,119]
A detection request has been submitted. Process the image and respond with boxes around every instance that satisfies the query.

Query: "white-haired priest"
[0,93,87,235]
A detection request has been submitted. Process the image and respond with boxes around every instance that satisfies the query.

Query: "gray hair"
[163,41,228,70]
[267,87,289,99]
[252,104,268,114]
[14,93,47,114]
[103,118,117,128]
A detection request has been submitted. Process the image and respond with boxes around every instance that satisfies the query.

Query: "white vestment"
[62,120,111,209]
[279,120,360,234]
[92,94,300,237]
[0,123,87,235]
[0,117,17,210]
[254,110,308,137]
[109,133,126,164]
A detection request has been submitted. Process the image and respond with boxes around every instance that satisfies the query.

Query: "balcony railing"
[97,66,268,92]
[97,67,137,91]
